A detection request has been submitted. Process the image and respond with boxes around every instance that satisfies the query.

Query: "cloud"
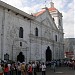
[1,0,23,8]
[44,0,74,38]
[1,0,74,38]
[63,1,74,38]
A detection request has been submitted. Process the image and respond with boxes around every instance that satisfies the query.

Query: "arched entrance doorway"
[17,52,25,63]
[46,46,52,62]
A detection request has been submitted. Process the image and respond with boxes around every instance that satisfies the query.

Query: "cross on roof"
[45,1,46,7]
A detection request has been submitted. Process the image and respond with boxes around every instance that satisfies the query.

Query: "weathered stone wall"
[0,1,64,62]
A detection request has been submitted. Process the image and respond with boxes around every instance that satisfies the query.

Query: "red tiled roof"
[48,7,57,11]
[34,9,45,17]
[34,7,57,17]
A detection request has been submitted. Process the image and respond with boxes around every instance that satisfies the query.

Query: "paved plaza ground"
[37,66,75,75]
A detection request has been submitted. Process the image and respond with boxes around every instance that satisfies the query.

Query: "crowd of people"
[0,59,75,75]
[0,61,46,75]
[64,60,75,69]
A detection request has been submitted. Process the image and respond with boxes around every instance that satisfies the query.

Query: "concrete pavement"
[37,66,75,75]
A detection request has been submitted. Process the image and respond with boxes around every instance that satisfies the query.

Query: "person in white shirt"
[8,63,11,74]
[41,62,46,75]
[32,62,37,75]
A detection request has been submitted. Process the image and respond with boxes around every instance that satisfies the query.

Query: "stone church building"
[0,1,64,63]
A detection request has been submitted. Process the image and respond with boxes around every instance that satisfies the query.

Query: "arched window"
[35,27,38,36]
[20,42,22,46]
[55,35,57,42]
[46,46,52,61]
[19,27,23,38]
[53,18,55,21]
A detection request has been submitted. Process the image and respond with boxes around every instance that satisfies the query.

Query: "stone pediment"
[35,8,58,30]
[41,18,52,28]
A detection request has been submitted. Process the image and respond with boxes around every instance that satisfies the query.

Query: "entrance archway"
[17,52,25,63]
[46,46,52,62]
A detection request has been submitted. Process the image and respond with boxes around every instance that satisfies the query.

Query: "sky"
[1,0,74,38]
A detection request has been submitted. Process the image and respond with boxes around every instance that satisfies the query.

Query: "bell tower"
[50,1,54,8]
[49,1,63,32]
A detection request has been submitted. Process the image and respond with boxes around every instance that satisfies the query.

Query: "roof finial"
[50,0,54,8]
[45,1,46,7]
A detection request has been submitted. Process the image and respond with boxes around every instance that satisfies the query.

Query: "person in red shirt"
[28,62,33,75]
[4,64,9,75]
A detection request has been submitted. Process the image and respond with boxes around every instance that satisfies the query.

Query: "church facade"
[0,1,64,63]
